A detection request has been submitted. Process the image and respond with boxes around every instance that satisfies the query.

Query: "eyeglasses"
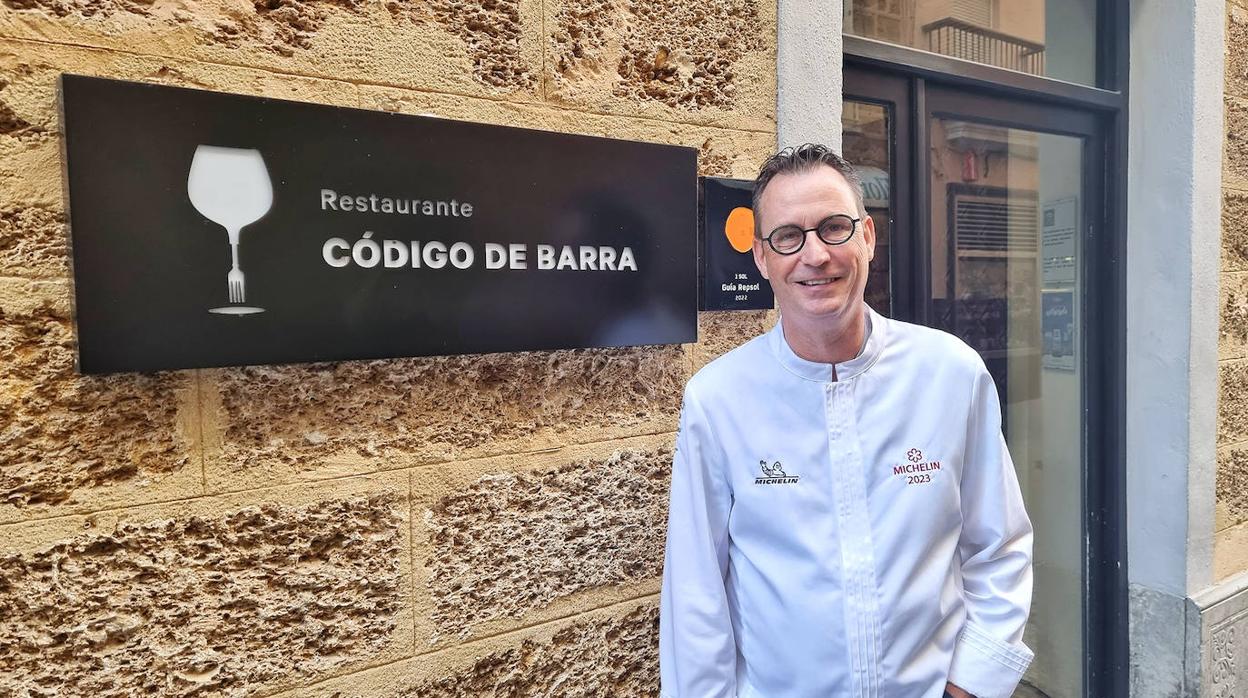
[762,214,861,255]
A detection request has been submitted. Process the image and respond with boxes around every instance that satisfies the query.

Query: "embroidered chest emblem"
[755,460,800,485]
[893,448,942,485]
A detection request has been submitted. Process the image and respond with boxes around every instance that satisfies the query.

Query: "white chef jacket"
[659,308,1033,698]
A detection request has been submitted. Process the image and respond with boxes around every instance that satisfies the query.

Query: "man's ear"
[752,238,769,279]
[862,214,877,262]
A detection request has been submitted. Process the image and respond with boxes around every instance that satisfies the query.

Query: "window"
[845,0,1099,86]
[846,0,915,45]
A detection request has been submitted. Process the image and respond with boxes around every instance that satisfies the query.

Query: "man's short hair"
[752,144,867,237]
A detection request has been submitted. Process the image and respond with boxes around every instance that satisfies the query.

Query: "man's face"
[752,166,876,333]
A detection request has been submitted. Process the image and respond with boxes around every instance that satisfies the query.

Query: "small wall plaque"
[699,176,773,311]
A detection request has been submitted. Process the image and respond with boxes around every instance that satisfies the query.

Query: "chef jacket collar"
[770,305,885,383]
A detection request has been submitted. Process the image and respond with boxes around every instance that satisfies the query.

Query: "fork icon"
[227,245,246,303]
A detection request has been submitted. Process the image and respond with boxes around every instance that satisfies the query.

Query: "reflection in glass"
[845,0,1098,86]
[929,117,1084,698]
[842,100,892,315]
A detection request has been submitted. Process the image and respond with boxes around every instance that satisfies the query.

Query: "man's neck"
[781,304,869,365]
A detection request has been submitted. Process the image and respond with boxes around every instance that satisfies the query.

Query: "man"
[659,144,1033,698]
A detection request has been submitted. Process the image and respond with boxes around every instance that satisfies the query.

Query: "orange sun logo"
[724,206,755,253]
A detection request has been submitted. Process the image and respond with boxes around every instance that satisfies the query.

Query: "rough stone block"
[1226,97,1248,191]
[1216,520,1248,581]
[1218,443,1248,530]
[0,472,412,697]
[544,0,775,131]
[0,42,65,215]
[1225,189,1248,273]
[0,0,542,99]
[0,278,200,523]
[693,309,776,372]
[0,204,66,279]
[1221,361,1248,446]
[271,598,660,698]
[697,132,768,178]
[1230,6,1248,99]
[1223,272,1248,361]
[0,38,359,279]
[0,131,60,212]
[410,434,671,644]
[0,39,360,134]
[358,84,775,179]
[202,346,685,492]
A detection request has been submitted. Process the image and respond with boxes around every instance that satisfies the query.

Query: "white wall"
[777,0,843,151]
[1127,0,1223,694]
[1127,0,1221,605]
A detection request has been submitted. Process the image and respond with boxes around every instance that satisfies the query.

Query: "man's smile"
[796,276,842,287]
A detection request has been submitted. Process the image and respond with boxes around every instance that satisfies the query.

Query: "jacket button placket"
[829,380,882,698]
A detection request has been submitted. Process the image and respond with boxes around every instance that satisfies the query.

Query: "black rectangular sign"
[699,177,773,311]
[60,75,697,374]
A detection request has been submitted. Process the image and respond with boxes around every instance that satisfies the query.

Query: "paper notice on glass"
[1042,289,1076,371]
[1042,196,1078,286]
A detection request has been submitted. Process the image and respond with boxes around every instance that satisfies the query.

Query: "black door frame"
[844,37,1128,697]
[841,69,914,321]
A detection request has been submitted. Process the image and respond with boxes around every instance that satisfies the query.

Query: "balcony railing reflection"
[922,17,1045,76]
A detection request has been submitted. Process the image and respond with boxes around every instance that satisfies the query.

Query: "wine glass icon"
[187,145,273,315]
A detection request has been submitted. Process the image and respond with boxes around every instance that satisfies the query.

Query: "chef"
[659,144,1033,698]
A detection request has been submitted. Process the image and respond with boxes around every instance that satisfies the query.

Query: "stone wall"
[1220,0,1248,580]
[0,0,777,692]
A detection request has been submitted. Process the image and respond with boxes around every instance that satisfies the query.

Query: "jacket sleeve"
[659,386,737,698]
[947,364,1035,698]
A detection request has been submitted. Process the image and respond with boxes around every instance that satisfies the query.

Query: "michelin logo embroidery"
[894,447,941,485]
[755,460,799,485]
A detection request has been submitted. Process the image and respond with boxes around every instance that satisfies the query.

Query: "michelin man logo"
[760,460,787,478]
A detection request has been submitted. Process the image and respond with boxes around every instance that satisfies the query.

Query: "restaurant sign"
[59,75,697,374]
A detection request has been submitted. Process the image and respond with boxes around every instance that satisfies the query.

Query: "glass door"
[845,68,1110,698]
[926,85,1100,698]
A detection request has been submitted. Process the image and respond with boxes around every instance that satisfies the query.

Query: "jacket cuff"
[946,620,1034,698]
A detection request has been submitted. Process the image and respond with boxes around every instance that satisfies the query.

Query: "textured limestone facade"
[1197,4,1248,695]
[1219,0,1248,579]
[0,0,777,691]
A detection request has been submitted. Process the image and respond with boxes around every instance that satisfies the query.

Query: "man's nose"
[798,230,832,265]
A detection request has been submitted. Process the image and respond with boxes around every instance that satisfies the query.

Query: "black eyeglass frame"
[761,214,862,255]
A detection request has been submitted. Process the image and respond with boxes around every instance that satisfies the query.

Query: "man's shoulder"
[880,314,987,373]
[685,329,773,397]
